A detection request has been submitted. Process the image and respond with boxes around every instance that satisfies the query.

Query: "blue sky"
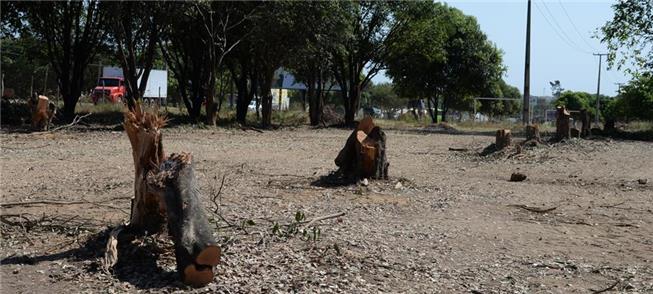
[373,0,629,97]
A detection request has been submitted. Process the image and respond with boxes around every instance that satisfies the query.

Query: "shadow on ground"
[0,228,182,290]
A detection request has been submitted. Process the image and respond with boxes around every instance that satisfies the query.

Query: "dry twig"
[508,204,557,213]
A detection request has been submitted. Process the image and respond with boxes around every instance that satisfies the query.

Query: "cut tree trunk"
[123,106,167,234]
[335,117,389,179]
[30,95,56,131]
[580,109,591,137]
[525,124,540,142]
[108,105,219,287]
[555,106,571,141]
[147,153,220,287]
[495,129,512,150]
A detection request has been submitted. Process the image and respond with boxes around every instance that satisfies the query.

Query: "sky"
[372,0,629,97]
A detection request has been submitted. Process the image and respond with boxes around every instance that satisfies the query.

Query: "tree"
[331,1,404,125]
[21,1,106,121]
[617,73,653,121]
[600,0,652,75]
[386,2,503,123]
[549,80,564,99]
[106,1,163,110]
[556,90,592,111]
[364,82,406,117]
[287,2,346,126]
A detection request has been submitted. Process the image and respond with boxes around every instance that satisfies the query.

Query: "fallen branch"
[590,280,619,293]
[103,224,126,272]
[301,212,346,230]
[508,204,557,213]
[0,196,132,208]
[599,201,625,208]
[448,147,469,152]
[39,113,92,133]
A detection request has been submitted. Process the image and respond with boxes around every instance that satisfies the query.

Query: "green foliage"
[616,74,653,121]
[385,2,504,120]
[556,90,592,111]
[364,82,407,112]
[600,0,652,75]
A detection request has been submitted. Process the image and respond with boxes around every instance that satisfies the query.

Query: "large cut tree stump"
[148,153,220,287]
[335,117,389,179]
[105,105,219,287]
[555,106,571,141]
[123,106,168,234]
[495,129,512,150]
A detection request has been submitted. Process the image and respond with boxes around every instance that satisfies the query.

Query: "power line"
[539,0,592,54]
[533,1,591,55]
[557,0,597,52]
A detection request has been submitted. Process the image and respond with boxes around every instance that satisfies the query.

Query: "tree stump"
[555,106,571,141]
[105,105,219,287]
[123,106,168,234]
[335,117,389,179]
[495,129,512,150]
[525,124,541,142]
[29,95,56,131]
[580,109,591,137]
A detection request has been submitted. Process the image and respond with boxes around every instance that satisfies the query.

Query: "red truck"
[92,77,125,104]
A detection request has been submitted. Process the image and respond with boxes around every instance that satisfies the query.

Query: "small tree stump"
[335,117,389,179]
[525,124,541,142]
[555,106,571,141]
[495,129,512,150]
[29,95,56,131]
[580,109,591,137]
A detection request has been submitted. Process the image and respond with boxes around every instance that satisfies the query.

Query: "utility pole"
[593,53,607,125]
[523,0,531,125]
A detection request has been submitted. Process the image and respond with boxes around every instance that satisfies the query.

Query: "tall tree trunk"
[260,70,274,128]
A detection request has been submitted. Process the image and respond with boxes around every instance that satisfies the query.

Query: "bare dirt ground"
[1,126,652,293]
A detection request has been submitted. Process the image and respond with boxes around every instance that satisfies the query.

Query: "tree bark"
[149,153,220,287]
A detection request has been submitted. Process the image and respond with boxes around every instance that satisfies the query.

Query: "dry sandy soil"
[1,125,651,293]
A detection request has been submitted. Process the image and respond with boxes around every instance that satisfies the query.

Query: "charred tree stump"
[580,109,591,137]
[495,129,512,150]
[555,106,571,141]
[148,153,220,287]
[335,117,389,179]
[105,105,219,287]
[525,124,540,142]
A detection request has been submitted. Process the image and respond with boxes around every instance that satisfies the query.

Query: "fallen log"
[104,105,219,287]
[335,117,389,179]
[148,153,220,287]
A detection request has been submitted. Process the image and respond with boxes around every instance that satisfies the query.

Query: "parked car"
[363,106,382,118]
